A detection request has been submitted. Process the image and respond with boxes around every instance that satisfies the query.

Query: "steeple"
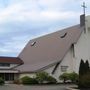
[80,2,87,32]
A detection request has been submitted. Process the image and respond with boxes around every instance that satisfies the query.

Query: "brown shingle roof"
[17,24,83,72]
[0,57,23,64]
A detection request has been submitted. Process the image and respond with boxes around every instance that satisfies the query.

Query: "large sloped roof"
[17,24,83,73]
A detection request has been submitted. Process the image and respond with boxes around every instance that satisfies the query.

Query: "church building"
[0,14,90,83]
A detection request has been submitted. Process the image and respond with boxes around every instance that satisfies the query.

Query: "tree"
[79,73,90,88]
[79,59,85,76]
[78,59,90,88]
[85,60,90,73]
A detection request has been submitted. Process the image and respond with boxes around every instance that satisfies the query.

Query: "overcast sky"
[0,0,90,57]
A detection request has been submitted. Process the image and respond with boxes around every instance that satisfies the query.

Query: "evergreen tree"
[78,60,90,88]
[79,59,85,76]
[85,60,89,73]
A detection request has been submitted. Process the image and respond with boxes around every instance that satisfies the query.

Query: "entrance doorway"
[0,73,14,81]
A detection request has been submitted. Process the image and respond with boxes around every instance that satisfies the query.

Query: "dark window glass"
[60,32,67,38]
[0,63,10,67]
[72,44,75,57]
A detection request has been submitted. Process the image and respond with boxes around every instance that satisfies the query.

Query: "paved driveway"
[0,84,76,90]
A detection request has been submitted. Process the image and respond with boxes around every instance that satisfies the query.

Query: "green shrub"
[59,73,70,83]
[0,77,4,85]
[21,76,38,85]
[36,72,57,84]
[47,76,57,84]
[68,72,79,83]
[36,72,49,84]
[59,72,78,83]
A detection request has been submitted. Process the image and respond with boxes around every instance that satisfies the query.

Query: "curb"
[66,87,79,90]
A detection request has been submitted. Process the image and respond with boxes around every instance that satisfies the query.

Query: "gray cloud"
[0,0,90,56]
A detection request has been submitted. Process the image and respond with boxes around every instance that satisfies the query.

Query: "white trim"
[0,70,19,73]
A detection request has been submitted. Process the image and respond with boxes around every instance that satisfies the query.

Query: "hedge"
[21,76,38,85]
[0,77,4,85]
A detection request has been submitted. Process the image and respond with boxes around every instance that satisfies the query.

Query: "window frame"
[61,66,68,72]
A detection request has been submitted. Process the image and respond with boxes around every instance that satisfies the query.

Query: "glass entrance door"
[0,73,14,81]
[5,73,14,81]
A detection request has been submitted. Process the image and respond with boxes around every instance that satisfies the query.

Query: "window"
[0,63,10,67]
[30,41,36,46]
[5,73,14,81]
[72,44,75,57]
[61,66,68,72]
[60,32,67,38]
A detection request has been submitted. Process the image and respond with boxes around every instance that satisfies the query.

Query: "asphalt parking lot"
[0,84,77,90]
